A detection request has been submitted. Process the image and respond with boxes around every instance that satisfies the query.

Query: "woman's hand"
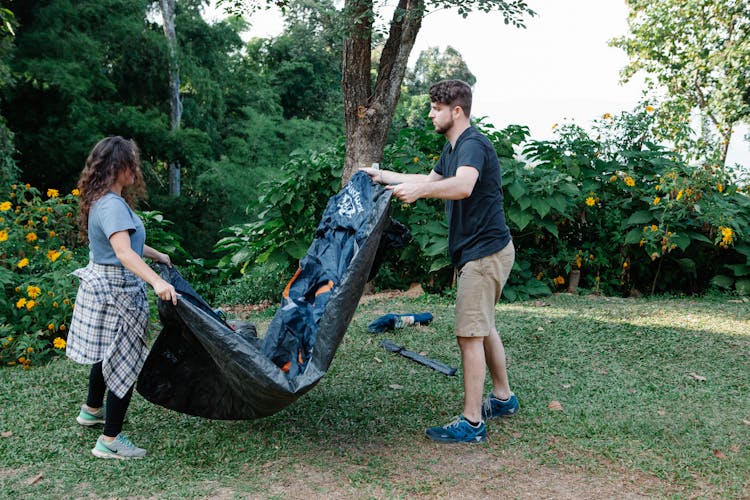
[153,278,178,305]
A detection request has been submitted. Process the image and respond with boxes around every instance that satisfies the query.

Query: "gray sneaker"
[76,405,105,426]
[92,434,147,459]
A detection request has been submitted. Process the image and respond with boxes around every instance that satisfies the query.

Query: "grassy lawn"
[1,293,748,498]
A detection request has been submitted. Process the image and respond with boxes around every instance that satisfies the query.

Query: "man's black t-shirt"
[433,126,512,267]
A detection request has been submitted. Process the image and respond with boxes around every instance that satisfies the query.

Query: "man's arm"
[360,167,442,185]
[387,166,478,204]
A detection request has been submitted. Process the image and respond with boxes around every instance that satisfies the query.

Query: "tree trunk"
[160,0,182,196]
[341,0,424,184]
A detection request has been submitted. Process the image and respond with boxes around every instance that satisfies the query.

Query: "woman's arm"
[110,231,178,305]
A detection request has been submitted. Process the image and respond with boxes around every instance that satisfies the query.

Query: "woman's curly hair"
[76,136,147,242]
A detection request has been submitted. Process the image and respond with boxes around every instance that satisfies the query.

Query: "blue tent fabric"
[136,172,393,419]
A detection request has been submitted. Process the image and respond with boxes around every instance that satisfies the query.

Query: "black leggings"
[86,361,134,437]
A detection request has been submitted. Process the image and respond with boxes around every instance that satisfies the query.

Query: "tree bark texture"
[341,0,424,184]
[160,0,182,196]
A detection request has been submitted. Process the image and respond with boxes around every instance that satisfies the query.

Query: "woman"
[67,136,177,459]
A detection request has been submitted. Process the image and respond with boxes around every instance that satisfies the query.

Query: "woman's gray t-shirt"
[88,192,145,265]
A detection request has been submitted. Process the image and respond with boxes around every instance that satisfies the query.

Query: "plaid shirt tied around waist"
[67,262,149,398]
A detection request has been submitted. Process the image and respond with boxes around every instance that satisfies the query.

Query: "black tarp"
[136,172,393,419]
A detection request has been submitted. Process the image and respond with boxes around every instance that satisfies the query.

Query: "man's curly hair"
[76,136,146,242]
[428,80,472,117]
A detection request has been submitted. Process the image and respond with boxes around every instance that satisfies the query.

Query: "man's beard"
[433,117,453,135]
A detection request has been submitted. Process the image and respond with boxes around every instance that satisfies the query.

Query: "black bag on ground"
[136,172,393,419]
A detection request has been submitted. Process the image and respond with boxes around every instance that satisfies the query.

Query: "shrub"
[0,183,191,368]
[0,183,85,368]
[213,141,344,279]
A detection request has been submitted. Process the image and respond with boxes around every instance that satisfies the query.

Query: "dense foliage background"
[1,0,748,363]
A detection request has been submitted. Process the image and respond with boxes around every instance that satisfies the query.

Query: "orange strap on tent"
[315,280,333,297]
[282,268,302,300]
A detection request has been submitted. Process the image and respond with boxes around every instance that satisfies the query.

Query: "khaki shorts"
[454,241,515,337]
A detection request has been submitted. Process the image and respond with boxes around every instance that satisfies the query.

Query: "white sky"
[207,0,749,169]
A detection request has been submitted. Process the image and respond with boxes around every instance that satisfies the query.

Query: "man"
[361,79,518,443]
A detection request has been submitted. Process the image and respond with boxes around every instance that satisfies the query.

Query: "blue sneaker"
[92,434,147,460]
[481,392,520,420]
[425,415,487,443]
[76,404,105,426]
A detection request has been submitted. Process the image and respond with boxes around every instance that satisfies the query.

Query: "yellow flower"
[0,229,7,242]
[602,112,612,120]
[413,157,419,163]
[585,196,596,207]
[41,216,48,223]
[553,275,565,286]
[47,188,59,198]
[25,300,36,311]
[609,175,617,182]
[651,225,658,232]
[716,183,723,193]
[17,258,29,269]
[26,347,33,353]
[0,201,11,211]
[47,249,61,262]
[48,323,56,331]
[25,232,38,242]
[719,226,733,248]
[52,301,58,308]
[623,262,628,269]
[59,324,66,331]
[624,176,635,187]
[26,285,41,299]
[71,188,80,196]
[653,196,661,205]
[53,337,66,349]
[16,297,27,308]
[551,123,558,130]
[639,239,645,247]
[676,190,683,201]
[645,105,655,113]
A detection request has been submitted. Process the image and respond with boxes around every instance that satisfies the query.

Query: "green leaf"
[424,239,449,256]
[539,219,559,238]
[734,279,750,295]
[517,195,532,211]
[671,233,691,251]
[686,231,713,245]
[624,228,643,245]
[557,183,580,197]
[710,275,734,289]
[625,210,654,225]
[724,264,750,276]
[286,239,310,260]
[428,256,452,273]
[532,198,551,218]
[506,181,525,200]
[507,207,533,231]
[547,193,569,214]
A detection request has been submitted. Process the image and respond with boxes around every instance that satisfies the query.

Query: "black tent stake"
[381,339,457,376]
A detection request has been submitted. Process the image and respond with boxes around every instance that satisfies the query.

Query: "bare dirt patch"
[216,442,679,499]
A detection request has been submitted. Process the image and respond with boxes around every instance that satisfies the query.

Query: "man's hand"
[387,183,422,204]
[359,166,384,184]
